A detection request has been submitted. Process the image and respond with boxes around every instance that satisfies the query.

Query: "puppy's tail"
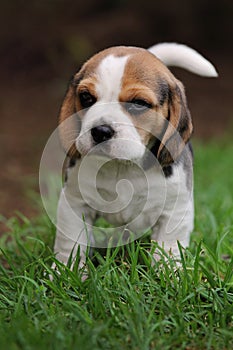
[148,42,218,77]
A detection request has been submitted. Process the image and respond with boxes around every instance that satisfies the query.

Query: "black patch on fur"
[63,156,77,185]
[149,137,161,159]
[69,156,77,168]
[64,170,68,183]
[158,79,172,106]
[143,137,174,178]
[188,141,194,159]
[177,113,188,135]
[162,165,173,178]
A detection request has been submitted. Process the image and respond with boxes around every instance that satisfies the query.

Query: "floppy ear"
[157,81,193,166]
[58,81,81,160]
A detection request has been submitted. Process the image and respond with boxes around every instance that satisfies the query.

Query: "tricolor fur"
[54,43,217,270]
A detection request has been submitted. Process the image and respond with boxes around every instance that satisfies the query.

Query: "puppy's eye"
[79,91,96,108]
[126,99,152,115]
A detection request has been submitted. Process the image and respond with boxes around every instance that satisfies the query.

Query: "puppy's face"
[59,46,193,166]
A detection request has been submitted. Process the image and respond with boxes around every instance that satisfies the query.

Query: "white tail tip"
[148,42,218,77]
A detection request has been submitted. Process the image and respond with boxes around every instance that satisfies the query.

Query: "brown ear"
[157,81,193,166]
[58,82,80,159]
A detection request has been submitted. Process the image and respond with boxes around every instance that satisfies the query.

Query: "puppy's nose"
[91,124,115,144]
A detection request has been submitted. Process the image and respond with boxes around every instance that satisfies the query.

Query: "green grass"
[0,139,233,350]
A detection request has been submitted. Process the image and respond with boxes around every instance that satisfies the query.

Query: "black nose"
[91,124,115,144]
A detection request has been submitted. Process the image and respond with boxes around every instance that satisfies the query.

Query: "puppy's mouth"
[76,123,146,161]
[88,141,113,158]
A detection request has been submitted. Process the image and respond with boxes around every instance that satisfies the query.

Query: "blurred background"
[0,0,232,219]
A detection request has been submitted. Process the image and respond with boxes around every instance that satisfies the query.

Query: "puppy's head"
[58,46,193,166]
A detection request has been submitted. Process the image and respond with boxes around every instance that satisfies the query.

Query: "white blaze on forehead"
[77,53,145,160]
[95,54,129,102]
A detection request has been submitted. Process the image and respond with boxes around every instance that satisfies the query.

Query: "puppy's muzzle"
[91,124,115,144]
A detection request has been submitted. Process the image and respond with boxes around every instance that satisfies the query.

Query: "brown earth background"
[0,0,232,223]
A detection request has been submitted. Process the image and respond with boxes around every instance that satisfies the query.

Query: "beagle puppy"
[53,43,217,269]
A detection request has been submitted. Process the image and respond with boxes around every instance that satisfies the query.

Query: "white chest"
[65,155,191,234]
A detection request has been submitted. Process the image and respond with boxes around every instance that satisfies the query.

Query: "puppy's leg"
[151,198,194,262]
[53,189,94,270]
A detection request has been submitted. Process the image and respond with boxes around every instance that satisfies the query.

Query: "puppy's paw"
[48,258,88,282]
